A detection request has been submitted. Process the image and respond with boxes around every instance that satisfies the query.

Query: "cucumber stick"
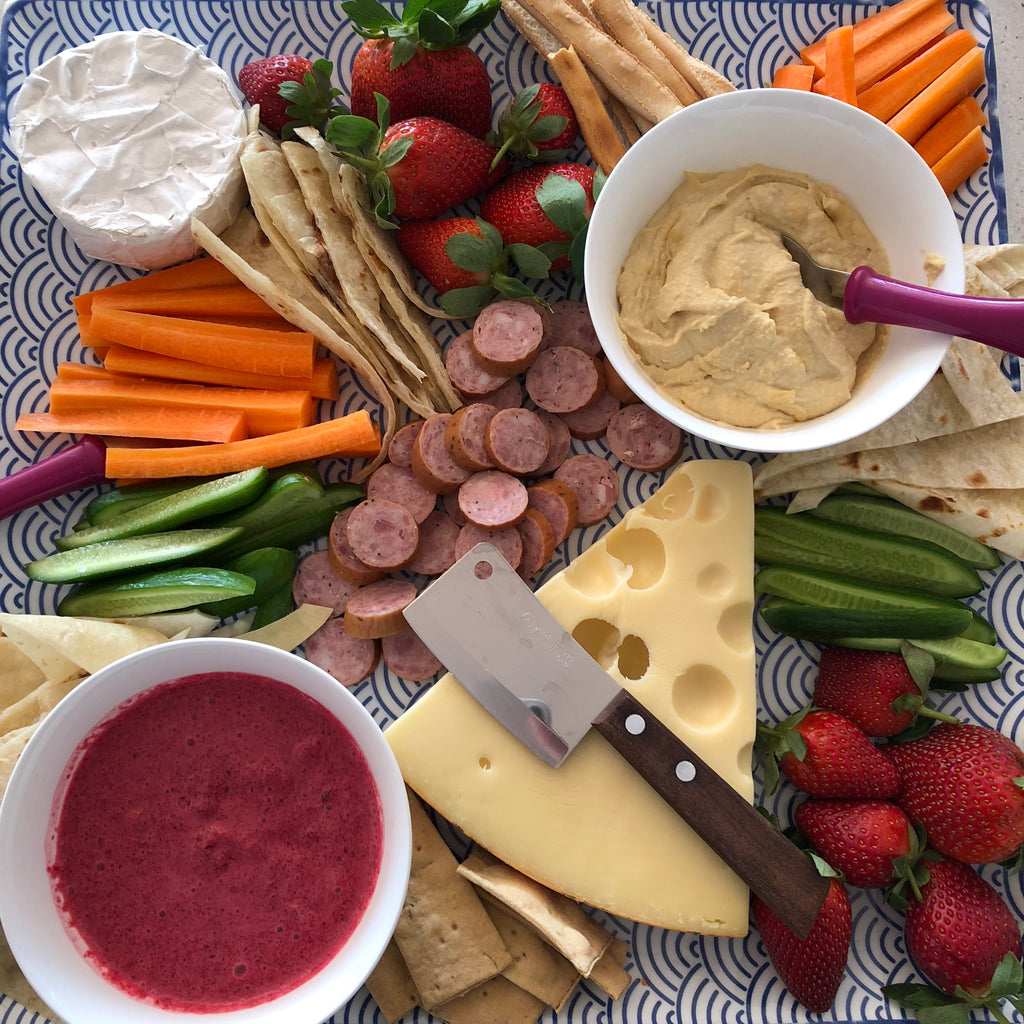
[759,597,973,641]
[198,547,297,618]
[832,635,1007,673]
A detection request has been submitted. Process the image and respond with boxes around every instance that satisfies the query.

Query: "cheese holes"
[645,474,695,520]
[694,482,730,524]
[616,634,650,681]
[718,601,755,654]
[604,528,665,590]
[671,663,737,730]
[570,619,649,680]
[696,562,731,599]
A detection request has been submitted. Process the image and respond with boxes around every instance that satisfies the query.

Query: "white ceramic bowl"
[585,88,965,454]
[0,637,412,1024]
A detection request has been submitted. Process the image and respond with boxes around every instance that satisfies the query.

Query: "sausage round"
[344,578,419,639]
[558,387,621,441]
[532,410,572,476]
[526,479,579,546]
[328,508,386,586]
[387,420,424,468]
[524,346,605,414]
[540,299,602,356]
[367,461,437,524]
[606,403,685,472]
[305,618,379,688]
[485,377,524,411]
[471,299,544,375]
[345,498,420,571]
[291,549,355,617]
[406,510,460,576]
[484,407,550,475]
[516,507,556,580]
[411,413,473,494]
[554,454,620,526]
[445,403,497,472]
[457,470,529,530]
[603,357,639,404]
[382,629,443,683]
[445,329,510,399]
[455,523,524,570]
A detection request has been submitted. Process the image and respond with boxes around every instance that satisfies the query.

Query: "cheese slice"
[386,459,756,934]
[10,29,247,270]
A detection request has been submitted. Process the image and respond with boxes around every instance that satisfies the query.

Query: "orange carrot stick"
[101,346,339,401]
[914,96,987,165]
[772,63,816,90]
[47,379,315,437]
[15,408,248,444]
[857,30,979,122]
[56,362,121,382]
[801,0,943,75]
[90,284,281,319]
[886,47,986,143]
[931,123,988,193]
[821,25,858,104]
[104,410,381,479]
[87,307,317,378]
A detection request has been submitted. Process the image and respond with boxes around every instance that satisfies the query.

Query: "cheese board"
[0,1,1019,1023]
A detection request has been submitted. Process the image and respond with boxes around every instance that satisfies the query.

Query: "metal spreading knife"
[403,542,830,939]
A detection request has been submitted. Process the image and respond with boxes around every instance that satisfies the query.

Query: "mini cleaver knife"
[404,542,830,939]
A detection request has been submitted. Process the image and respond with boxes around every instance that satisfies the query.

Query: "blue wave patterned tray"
[0,2,1017,1023]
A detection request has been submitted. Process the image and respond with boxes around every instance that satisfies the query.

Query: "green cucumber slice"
[759,597,972,641]
[832,634,1007,672]
[199,547,297,618]
[81,479,203,527]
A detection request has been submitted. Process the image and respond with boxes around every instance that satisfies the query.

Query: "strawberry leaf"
[441,284,496,318]
[341,0,398,33]
[508,243,552,279]
[492,274,540,301]
[536,174,590,235]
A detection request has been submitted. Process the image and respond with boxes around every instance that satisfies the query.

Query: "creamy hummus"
[615,164,890,429]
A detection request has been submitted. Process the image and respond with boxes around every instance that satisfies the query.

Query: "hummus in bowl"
[616,165,890,429]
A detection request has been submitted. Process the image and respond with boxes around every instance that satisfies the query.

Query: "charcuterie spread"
[0,1,1021,1024]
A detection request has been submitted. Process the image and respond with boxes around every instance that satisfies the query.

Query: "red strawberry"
[795,798,915,888]
[904,858,1021,997]
[756,707,902,799]
[480,162,597,273]
[396,217,490,294]
[237,56,344,138]
[886,722,1024,865]
[343,0,498,137]
[489,83,580,165]
[753,873,852,1012]
[814,646,957,738]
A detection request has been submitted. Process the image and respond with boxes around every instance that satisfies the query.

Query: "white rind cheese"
[10,29,247,270]
[386,459,757,934]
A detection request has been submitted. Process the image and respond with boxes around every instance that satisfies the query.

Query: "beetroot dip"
[46,671,383,1012]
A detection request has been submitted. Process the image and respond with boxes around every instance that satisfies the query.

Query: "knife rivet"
[676,761,696,783]
[625,713,646,735]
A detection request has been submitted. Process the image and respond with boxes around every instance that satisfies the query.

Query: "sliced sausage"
[445,403,497,472]
[367,461,436,524]
[527,479,579,546]
[471,298,544,375]
[291,549,355,617]
[554,454,620,527]
[328,508,385,586]
[558,388,621,441]
[344,578,419,639]
[485,376,524,411]
[445,329,510,399]
[406,510,460,576]
[455,523,523,570]
[603,357,639,405]
[443,489,469,528]
[516,507,556,580]
[305,618,379,688]
[411,412,472,494]
[387,420,424,468]
[484,407,550,476]
[457,470,529,530]
[345,498,420,571]
[540,299,601,356]
[382,628,443,683]
[606,403,685,472]
[532,411,572,477]
[524,346,605,414]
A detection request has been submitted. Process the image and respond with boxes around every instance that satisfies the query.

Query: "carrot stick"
[931,123,988,193]
[801,0,943,75]
[101,346,339,401]
[814,5,954,94]
[104,410,381,479]
[47,379,315,437]
[15,408,248,444]
[90,285,281,319]
[886,47,986,143]
[857,30,979,121]
[73,257,239,316]
[772,63,815,90]
[56,362,121,382]
[914,96,987,165]
[87,307,317,378]
[821,25,858,103]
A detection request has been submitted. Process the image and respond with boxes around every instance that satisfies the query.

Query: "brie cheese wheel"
[10,29,247,270]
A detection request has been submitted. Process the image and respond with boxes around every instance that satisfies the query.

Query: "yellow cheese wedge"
[386,459,755,934]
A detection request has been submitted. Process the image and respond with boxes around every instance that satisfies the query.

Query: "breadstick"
[549,46,628,173]
[501,0,563,58]
[635,11,736,98]
[607,95,646,143]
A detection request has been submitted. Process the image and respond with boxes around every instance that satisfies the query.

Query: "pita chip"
[364,938,421,1023]
[431,975,547,1024]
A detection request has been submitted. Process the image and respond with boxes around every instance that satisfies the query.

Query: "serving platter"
[0,1,1019,1023]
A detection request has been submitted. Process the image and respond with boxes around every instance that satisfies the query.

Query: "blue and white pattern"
[0,2,1016,1023]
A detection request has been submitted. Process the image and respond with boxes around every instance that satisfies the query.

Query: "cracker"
[587,935,632,999]
[431,974,547,1024]
[364,938,421,1023]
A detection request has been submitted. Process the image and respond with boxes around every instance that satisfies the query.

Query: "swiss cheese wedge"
[386,460,756,933]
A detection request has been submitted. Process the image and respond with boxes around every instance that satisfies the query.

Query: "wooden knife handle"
[591,688,829,939]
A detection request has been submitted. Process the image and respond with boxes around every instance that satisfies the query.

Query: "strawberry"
[326,99,508,224]
[480,162,599,276]
[753,867,852,1012]
[488,83,580,165]
[886,722,1024,865]
[756,707,902,799]
[342,0,499,137]
[814,645,958,738]
[395,217,550,318]
[237,56,344,138]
